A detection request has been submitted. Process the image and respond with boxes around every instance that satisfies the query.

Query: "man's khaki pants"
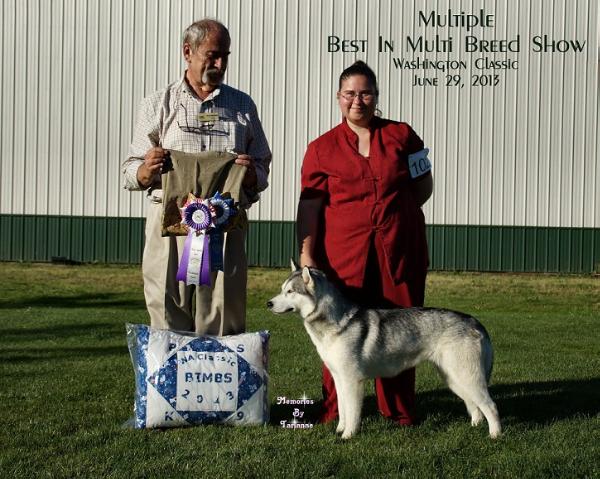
[142,201,247,335]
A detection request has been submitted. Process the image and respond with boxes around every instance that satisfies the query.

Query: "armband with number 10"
[407,148,431,179]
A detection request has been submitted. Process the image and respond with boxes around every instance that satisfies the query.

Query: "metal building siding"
[1,0,598,225]
[0,0,598,270]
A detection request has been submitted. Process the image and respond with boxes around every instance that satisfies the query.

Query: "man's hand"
[137,147,168,188]
[235,154,258,189]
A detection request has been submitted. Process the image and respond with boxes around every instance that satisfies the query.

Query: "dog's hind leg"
[469,391,501,439]
[443,371,501,439]
[464,400,484,426]
[435,358,501,438]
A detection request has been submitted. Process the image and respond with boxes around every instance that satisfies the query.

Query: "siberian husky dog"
[267,262,501,439]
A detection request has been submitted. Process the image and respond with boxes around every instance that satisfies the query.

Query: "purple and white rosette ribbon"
[176,198,215,286]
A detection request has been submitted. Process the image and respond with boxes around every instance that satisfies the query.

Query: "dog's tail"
[481,330,494,384]
[466,315,494,384]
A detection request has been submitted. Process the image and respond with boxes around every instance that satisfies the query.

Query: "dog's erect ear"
[301,266,314,289]
[291,258,300,272]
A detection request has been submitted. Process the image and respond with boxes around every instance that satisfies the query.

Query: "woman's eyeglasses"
[338,91,376,102]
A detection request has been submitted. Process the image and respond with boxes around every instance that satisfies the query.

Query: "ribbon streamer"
[176,196,214,286]
[209,231,224,271]
[208,192,234,272]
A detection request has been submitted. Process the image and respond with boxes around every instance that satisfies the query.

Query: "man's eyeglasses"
[338,91,376,102]
[203,50,231,61]
[176,103,229,137]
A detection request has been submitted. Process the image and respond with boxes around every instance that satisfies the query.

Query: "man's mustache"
[203,68,224,85]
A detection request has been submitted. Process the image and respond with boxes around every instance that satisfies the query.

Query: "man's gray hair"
[182,19,230,52]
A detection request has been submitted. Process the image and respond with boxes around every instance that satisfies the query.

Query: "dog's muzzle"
[266,299,294,313]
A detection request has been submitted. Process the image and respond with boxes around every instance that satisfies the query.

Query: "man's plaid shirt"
[123,74,271,201]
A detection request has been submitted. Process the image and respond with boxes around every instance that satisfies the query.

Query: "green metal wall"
[1,215,146,264]
[1,214,599,273]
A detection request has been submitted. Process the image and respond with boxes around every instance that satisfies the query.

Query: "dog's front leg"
[329,369,346,434]
[339,376,365,440]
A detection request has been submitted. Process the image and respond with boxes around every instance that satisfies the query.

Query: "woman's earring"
[375,107,382,117]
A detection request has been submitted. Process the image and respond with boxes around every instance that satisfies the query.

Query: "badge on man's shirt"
[407,148,432,179]
[198,112,219,123]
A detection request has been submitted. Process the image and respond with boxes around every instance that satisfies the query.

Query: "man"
[122,19,271,335]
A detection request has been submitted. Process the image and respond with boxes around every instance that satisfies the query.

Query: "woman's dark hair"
[338,60,379,95]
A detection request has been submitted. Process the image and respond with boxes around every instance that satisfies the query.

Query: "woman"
[297,61,433,426]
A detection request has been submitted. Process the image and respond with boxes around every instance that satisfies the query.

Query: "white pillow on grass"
[126,323,270,428]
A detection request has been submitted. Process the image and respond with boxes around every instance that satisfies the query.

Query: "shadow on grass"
[0,322,130,342]
[1,345,129,363]
[414,378,600,425]
[0,292,145,310]
[268,378,600,428]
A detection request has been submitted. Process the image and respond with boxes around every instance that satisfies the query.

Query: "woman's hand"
[410,172,433,206]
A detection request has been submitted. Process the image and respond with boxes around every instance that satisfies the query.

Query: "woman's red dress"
[300,117,429,424]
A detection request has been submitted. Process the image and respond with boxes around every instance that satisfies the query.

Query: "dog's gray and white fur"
[267,261,501,439]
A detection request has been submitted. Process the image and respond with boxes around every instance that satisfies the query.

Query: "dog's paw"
[340,430,355,440]
[335,424,345,434]
[470,409,484,427]
[471,417,484,427]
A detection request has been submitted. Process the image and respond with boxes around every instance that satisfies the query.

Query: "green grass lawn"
[1,264,598,478]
